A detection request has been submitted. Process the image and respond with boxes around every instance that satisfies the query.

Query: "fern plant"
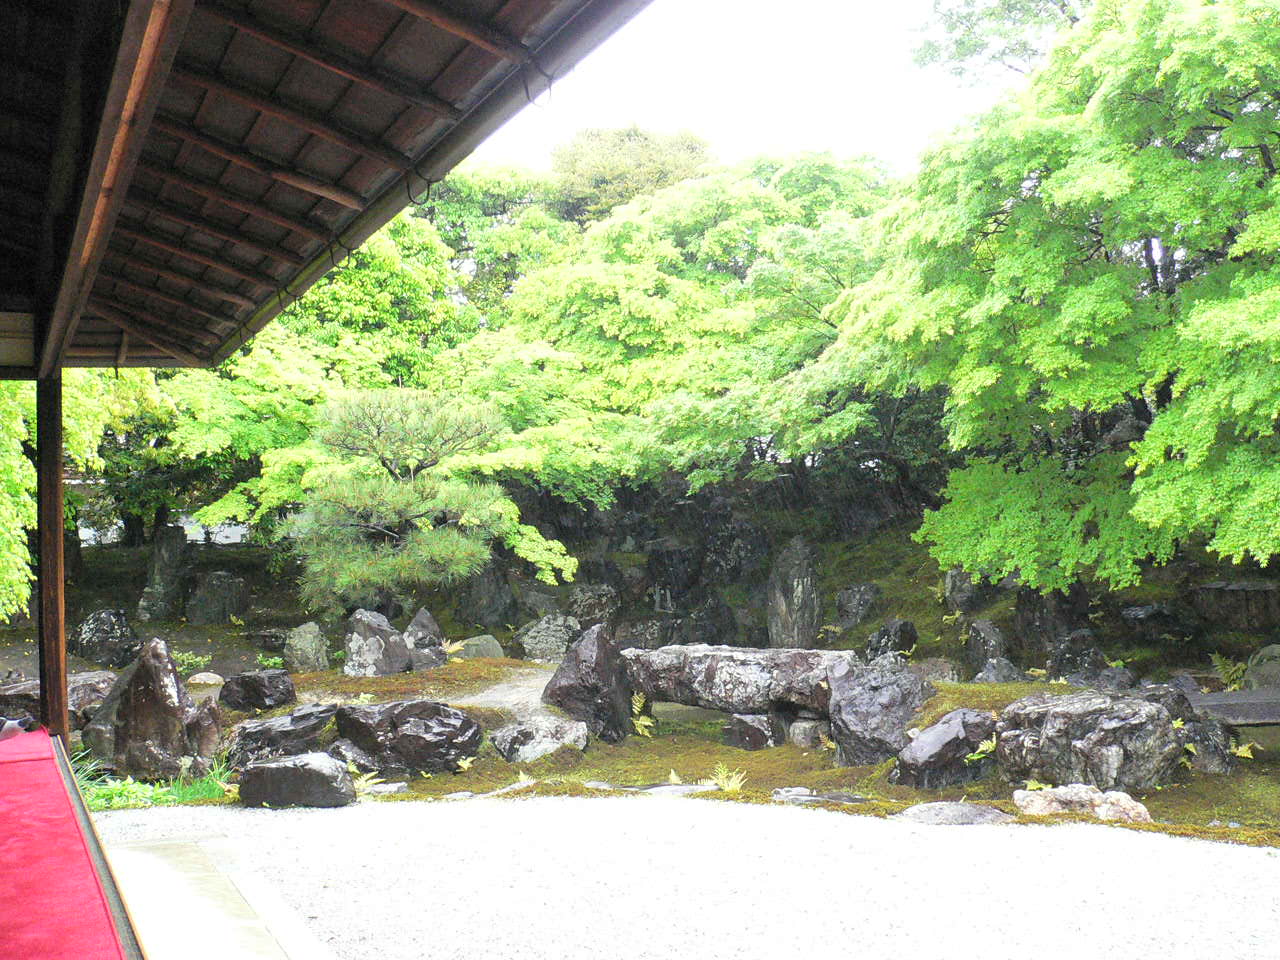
[699,762,746,793]
[631,692,655,738]
[1211,653,1247,691]
[964,735,997,765]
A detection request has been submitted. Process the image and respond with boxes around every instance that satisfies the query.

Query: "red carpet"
[0,730,130,960]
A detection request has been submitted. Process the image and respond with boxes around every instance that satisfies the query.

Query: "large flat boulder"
[334,699,481,775]
[239,753,355,808]
[228,703,338,768]
[543,624,633,743]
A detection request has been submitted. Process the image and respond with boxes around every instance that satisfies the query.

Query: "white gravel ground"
[96,797,1280,960]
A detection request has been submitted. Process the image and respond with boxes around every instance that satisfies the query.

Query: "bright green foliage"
[288,390,574,612]
[846,0,1280,587]
[916,0,1089,75]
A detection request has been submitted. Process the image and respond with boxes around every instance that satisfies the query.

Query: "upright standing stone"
[185,570,249,625]
[343,610,411,677]
[282,622,329,673]
[766,537,819,649]
[136,524,189,621]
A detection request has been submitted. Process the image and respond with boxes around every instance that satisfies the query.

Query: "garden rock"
[566,584,620,630]
[973,657,1027,683]
[614,618,671,651]
[515,614,581,662]
[69,610,140,668]
[866,619,918,660]
[403,608,444,649]
[1190,581,1280,632]
[722,713,784,750]
[464,563,519,630]
[1243,644,1280,690]
[0,670,116,730]
[766,536,819,648]
[1011,583,1090,665]
[893,708,996,789]
[343,610,411,677]
[787,719,831,748]
[227,703,337,768]
[328,737,379,773]
[491,716,589,763]
[1120,604,1196,644]
[964,621,1006,676]
[1128,684,1233,775]
[944,568,996,613]
[997,691,1181,791]
[910,658,961,683]
[283,622,329,673]
[408,647,447,671]
[622,644,859,716]
[82,638,220,779]
[457,635,504,659]
[239,753,355,808]
[835,584,881,629]
[772,787,870,806]
[218,670,296,712]
[334,699,482,775]
[543,624,633,743]
[645,539,703,598]
[187,672,223,685]
[135,524,189,621]
[249,628,288,653]
[827,655,935,766]
[185,570,248,625]
[1046,630,1107,679]
[1013,783,1151,823]
[893,802,1014,825]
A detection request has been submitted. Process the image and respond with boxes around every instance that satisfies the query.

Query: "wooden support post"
[37,375,68,741]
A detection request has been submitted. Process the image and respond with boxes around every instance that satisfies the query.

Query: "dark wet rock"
[1083,665,1137,690]
[964,620,1006,676]
[973,658,1028,684]
[772,787,872,806]
[408,647,448,671]
[766,536,819,649]
[218,670,296,712]
[491,716,589,763]
[82,638,220,779]
[827,655,935,766]
[622,644,859,716]
[514,614,581,662]
[249,628,289,653]
[722,713,785,750]
[1046,630,1107,679]
[1244,644,1280,690]
[997,690,1181,791]
[282,622,328,673]
[1190,581,1280,632]
[0,671,116,730]
[892,708,996,789]
[614,618,672,651]
[1163,672,1202,695]
[136,524,189,621]
[517,585,560,620]
[703,518,768,583]
[403,608,444,649]
[239,753,355,808]
[1120,604,1197,644]
[69,610,140,668]
[464,563,519,631]
[343,610,411,677]
[944,568,997,613]
[1010,583,1091,666]
[185,570,249,626]
[334,699,482,775]
[228,704,337,767]
[543,624,634,743]
[835,584,881,630]
[645,539,703,598]
[566,584,620,630]
[866,618,918,660]
[327,737,379,773]
[893,801,1014,825]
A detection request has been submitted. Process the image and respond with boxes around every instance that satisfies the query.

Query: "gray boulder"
[239,753,355,808]
[766,536,819,648]
[136,524,189,621]
[69,610,140,668]
[403,608,444,649]
[566,584,620,630]
[964,620,1006,676]
[893,708,996,789]
[1243,644,1280,690]
[218,670,296,712]
[1190,581,1280,632]
[835,583,881,630]
[1046,630,1108,679]
[515,614,581,662]
[866,618,917,660]
[944,568,996,613]
[82,638,220,779]
[491,717,589,763]
[457,635,504,659]
[1129,684,1233,775]
[228,703,337,768]
[722,713,785,750]
[343,610,411,677]
[542,624,634,743]
[334,699,482,775]
[0,670,116,730]
[282,622,329,673]
[185,570,248,625]
[787,719,831,748]
[827,655,935,766]
[463,563,519,631]
[974,658,1028,684]
[997,691,1181,791]
[894,802,1014,825]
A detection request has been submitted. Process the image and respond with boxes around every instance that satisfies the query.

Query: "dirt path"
[452,664,555,720]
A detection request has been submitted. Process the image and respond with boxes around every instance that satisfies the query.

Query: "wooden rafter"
[87,298,207,366]
[198,0,462,120]
[95,270,234,335]
[172,62,414,171]
[105,247,257,309]
[150,113,366,209]
[125,190,308,267]
[137,156,331,242]
[113,220,281,287]
[380,0,533,63]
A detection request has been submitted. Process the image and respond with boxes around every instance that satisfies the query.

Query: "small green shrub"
[256,653,285,670]
[172,650,212,675]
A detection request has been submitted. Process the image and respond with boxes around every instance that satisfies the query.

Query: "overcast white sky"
[471,0,1014,174]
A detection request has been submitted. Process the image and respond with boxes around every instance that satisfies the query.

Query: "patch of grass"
[915,681,1076,729]
[293,658,544,704]
[73,750,237,812]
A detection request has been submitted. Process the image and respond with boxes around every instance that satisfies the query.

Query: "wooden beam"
[380,0,533,63]
[150,114,366,209]
[113,220,281,287]
[36,376,68,740]
[125,190,309,267]
[91,281,227,343]
[106,248,258,309]
[198,0,462,120]
[172,63,414,171]
[87,299,208,366]
[116,332,130,367]
[137,156,331,242]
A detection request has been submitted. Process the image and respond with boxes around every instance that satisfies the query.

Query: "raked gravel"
[95,796,1280,960]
